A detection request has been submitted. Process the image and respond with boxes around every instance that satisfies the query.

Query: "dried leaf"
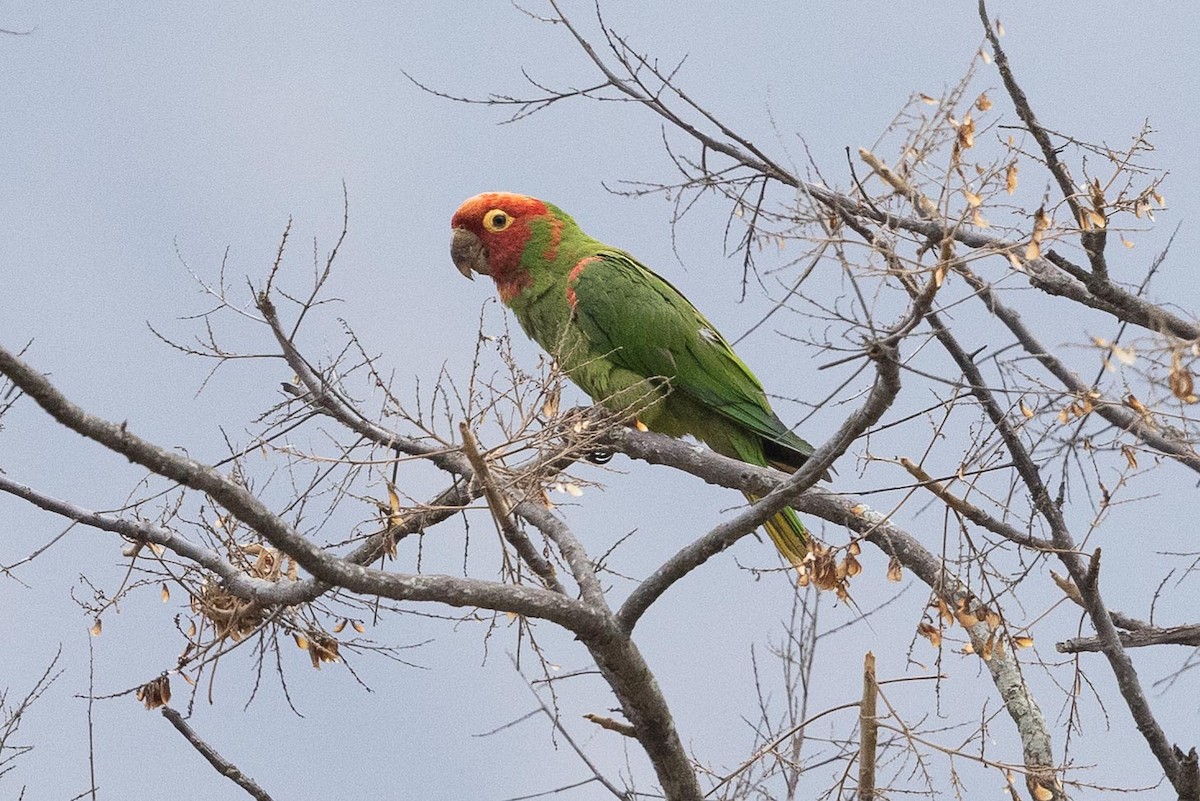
[1121,445,1138,470]
[887,557,903,582]
[1111,345,1136,365]
[964,190,983,207]
[972,208,989,228]
[974,92,992,112]
[996,18,1005,36]
[541,385,560,418]
[936,598,953,625]
[136,675,171,710]
[985,610,1001,630]
[1169,350,1197,403]
[1033,783,1054,801]
[917,622,942,647]
[1051,571,1084,604]
[333,619,347,634]
[306,633,340,669]
[979,47,993,64]
[1121,236,1135,249]
[957,113,976,149]
[1033,205,1050,233]
[386,482,403,529]
[919,93,938,105]
[352,620,366,633]
[186,620,197,638]
[934,261,949,287]
[294,632,310,651]
[1014,635,1035,649]
[1005,163,1019,194]
[1090,177,1106,211]
[161,583,170,603]
[90,618,103,637]
[1019,398,1035,419]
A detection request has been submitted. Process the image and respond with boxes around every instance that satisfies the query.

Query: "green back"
[568,250,814,457]
[502,204,812,459]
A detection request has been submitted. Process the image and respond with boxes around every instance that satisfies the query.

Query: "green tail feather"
[747,492,809,567]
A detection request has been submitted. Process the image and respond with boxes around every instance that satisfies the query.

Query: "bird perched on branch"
[450,192,818,567]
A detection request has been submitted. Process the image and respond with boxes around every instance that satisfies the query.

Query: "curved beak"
[451,227,489,280]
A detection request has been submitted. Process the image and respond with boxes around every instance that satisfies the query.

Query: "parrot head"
[451,192,566,301]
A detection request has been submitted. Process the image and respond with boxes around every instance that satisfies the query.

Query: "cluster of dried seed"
[917,596,1034,659]
[190,543,297,642]
[136,674,171,710]
[795,540,862,600]
[293,630,341,669]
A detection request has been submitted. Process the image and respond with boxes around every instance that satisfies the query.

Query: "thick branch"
[582,631,700,801]
[514,499,607,608]
[0,344,604,634]
[600,425,1059,790]
[1058,624,1200,653]
[616,343,900,631]
[921,298,1187,791]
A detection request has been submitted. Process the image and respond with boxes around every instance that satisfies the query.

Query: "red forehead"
[451,192,549,229]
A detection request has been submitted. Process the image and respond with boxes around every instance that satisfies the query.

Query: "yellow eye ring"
[483,209,512,232]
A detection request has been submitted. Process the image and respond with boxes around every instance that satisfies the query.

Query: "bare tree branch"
[0,344,606,634]
[1058,624,1200,653]
[599,425,1061,795]
[161,706,275,801]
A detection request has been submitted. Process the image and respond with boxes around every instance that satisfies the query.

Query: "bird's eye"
[483,209,512,232]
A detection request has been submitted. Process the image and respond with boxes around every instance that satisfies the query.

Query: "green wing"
[569,250,814,459]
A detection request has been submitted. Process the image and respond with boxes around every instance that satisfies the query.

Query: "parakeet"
[450,192,817,566]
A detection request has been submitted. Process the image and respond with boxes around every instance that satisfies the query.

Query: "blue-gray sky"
[2,2,1198,798]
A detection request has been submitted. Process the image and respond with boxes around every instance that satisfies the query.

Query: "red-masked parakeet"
[451,192,817,567]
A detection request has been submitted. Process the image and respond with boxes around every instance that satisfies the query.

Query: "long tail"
[746,493,809,567]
